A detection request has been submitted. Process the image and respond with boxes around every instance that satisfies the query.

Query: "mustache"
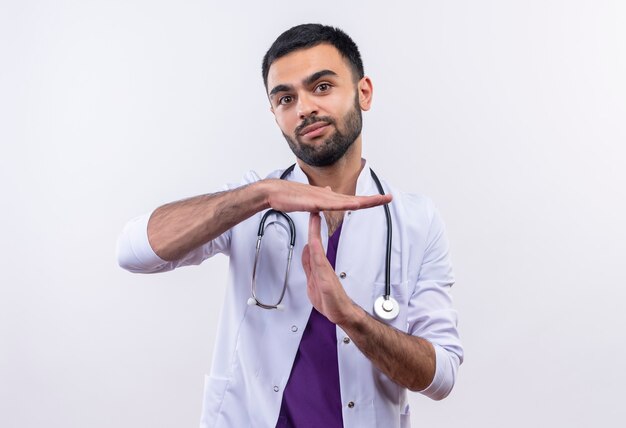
[295,116,335,136]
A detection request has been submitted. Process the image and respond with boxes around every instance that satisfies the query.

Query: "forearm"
[142,174,391,262]
[147,181,270,261]
[339,303,436,392]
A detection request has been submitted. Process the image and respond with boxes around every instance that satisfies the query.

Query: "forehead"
[266,44,352,89]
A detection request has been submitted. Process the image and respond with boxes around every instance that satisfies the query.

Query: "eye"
[315,83,331,93]
[279,95,293,105]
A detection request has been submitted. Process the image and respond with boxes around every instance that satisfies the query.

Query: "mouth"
[298,121,331,138]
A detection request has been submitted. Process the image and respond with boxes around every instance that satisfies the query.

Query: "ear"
[357,76,374,111]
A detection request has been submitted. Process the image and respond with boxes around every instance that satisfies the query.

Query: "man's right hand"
[147,177,391,262]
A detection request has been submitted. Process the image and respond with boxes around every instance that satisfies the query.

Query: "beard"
[282,96,362,167]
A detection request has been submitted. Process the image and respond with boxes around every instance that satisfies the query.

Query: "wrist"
[337,301,368,332]
[251,180,274,211]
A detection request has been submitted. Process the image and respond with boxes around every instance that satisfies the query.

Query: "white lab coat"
[117,161,463,428]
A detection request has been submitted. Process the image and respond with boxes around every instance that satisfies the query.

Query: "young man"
[118,24,463,428]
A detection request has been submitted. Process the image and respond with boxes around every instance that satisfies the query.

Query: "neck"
[298,138,363,195]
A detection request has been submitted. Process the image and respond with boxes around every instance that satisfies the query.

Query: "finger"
[308,212,322,248]
[301,244,311,278]
[302,244,318,300]
[307,212,327,267]
[351,194,393,209]
[318,193,393,212]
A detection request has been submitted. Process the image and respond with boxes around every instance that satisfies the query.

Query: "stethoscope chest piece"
[374,295,399,320]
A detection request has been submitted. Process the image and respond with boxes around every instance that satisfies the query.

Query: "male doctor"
[117,24,463,428]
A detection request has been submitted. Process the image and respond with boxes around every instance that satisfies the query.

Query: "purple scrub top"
[276,222,344,428]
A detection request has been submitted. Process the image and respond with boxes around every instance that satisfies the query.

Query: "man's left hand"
[302,212,362,326]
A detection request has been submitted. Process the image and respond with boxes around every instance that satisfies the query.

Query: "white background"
[1,1,625,427]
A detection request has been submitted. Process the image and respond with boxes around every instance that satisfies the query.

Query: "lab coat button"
[342,337,350,344]
[291,325,298,332]
[273,386,279,392]
[348,401,355,408]
[339,272,347,279]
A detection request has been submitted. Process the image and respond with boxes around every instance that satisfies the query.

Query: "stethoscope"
[247,164,399,321]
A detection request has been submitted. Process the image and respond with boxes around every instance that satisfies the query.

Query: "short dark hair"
[262,24,364,89]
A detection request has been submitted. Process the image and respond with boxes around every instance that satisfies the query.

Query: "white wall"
[1,1,625,427]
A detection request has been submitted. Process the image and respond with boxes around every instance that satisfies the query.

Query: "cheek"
[323,93,354,118]
[275,113,297,134]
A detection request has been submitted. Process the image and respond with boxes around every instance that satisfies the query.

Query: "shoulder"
[229,166,295,185]
[384,181,438,225]
[223,170,262,190]
[222,168,287,190]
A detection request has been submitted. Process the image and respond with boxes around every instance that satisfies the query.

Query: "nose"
[297,93,318,119]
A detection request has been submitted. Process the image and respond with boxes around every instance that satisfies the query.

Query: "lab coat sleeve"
[116,170,261,274]
[115,212,231,273]
[407,201,463,400]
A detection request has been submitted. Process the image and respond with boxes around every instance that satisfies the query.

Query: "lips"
[298,121,330,137]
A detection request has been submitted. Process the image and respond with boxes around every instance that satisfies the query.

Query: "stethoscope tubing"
[249,164,398,320]
[369,169,393,302]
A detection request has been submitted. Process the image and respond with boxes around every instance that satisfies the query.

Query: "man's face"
[266,44,367,167]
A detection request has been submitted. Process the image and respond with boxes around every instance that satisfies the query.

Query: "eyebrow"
[268,69,339,99]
